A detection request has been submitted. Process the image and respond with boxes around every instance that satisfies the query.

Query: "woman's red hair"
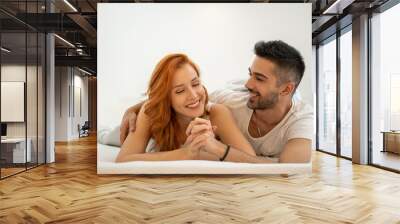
[145,54,208,151]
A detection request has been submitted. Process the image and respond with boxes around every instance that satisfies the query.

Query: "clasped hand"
[183,118,219,159]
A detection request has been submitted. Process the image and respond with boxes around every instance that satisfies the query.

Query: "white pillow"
[98,126,121,147]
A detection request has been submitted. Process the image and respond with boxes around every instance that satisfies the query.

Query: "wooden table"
[0,138,32,164]
[381,131,400,154]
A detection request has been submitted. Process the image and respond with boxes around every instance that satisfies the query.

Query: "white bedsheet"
[97,144,312,175]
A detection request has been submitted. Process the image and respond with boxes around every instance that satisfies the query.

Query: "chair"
[79,121,90,138]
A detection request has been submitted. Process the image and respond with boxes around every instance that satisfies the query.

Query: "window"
[370,2,400,171]
[317,37,337,154]
[339,28,352,158]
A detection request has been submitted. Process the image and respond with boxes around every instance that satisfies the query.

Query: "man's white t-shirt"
[209,88,314,160]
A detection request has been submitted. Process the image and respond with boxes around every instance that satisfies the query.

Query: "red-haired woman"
[115,54,256,162]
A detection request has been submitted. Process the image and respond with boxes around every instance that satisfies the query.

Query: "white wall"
[55,67,68,141]
[54,67,89,141]
[72,73,89,137]
[98,3,312,128]
[1,82,24,122]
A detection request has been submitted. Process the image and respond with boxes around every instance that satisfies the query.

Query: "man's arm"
[206,140,277,163]
[120,101,145,145]
[278,138,311,163]
[130,101,144,114]
[204,138,311,163]
[278,104,313,163]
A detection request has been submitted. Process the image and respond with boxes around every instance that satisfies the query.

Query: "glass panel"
[27,31,38,169]
[0,1,46,178]
[38,32,45,165]
[340,29,352,158]
[1,31,27,177]
[26,0,40,170]
[318,37,337,154]
[371,3,400,171]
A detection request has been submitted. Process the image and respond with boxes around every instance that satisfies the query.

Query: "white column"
[352,14,369,164]
[45,0,56,163]
[46,33,55,163]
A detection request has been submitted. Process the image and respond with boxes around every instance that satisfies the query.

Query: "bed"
[97,143,312,175]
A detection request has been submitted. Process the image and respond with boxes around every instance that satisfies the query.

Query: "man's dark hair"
[254,40,305,92]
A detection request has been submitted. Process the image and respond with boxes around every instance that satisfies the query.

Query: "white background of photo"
[98,3,312,129]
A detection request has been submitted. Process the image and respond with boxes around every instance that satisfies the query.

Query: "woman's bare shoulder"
[208,103,233,126]
[209,103,231,117]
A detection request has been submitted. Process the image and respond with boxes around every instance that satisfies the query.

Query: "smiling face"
[170,63,206,119]
[245,56,283,110]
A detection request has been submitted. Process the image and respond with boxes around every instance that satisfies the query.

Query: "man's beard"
[247,90,279,110]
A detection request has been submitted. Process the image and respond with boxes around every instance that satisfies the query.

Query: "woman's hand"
[185,117,215,137]
[184,118,220,158]
[181,118,211,159]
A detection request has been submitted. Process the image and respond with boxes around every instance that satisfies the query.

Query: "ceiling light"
[78,67,92,76]
[63,0,78,12]
[322,0,354,15]
[1,47,11,53]
[54,34,75,48]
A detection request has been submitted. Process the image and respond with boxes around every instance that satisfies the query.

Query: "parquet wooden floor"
[1,135,400,223]
[1,167,26,178]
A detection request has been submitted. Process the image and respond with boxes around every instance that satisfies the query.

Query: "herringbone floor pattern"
[1,135,400,223]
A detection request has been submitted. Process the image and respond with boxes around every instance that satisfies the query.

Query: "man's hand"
[120,106,138,145]
[182,131,210,160]
[184,118,220,158]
